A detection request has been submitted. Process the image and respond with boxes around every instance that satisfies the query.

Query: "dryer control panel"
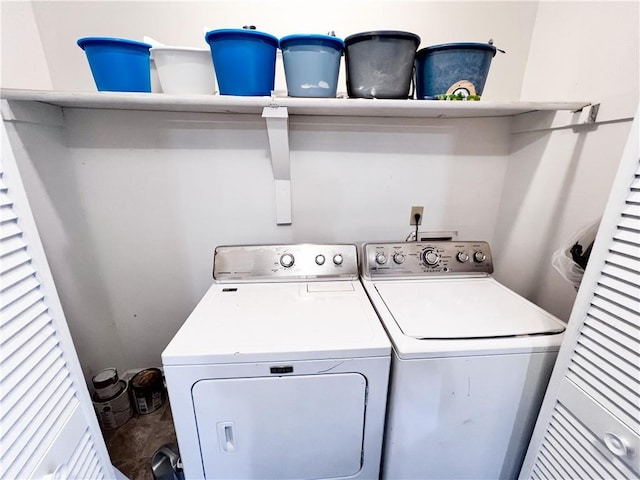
[214,244,359,282]
[362,241,493,279]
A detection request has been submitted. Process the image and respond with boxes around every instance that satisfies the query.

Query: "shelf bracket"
[262,105,291,225]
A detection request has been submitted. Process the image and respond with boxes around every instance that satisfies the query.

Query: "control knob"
[375,253,388,265]
[474,251,487,263]
[280,253,295,268]
[315,254,325,265]
[457,251,469,263]
[393,253,406,264]
[422,249,440,267]
[333,254,344,265]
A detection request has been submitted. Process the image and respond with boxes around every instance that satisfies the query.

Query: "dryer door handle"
[217,422,236,452]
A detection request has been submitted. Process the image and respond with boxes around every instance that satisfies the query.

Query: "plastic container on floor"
[415,42,497,99]
[205,29,278,96]
[280,34,344,98]
[344,31,420,99]
[77,37,152,92]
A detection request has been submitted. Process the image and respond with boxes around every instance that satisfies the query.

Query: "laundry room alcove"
[3,87,615,383]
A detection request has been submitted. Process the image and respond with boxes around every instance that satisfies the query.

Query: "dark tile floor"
[102,401,177,480]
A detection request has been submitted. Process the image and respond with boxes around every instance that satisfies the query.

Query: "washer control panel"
[214,244,358,282]
[362,241,493,279]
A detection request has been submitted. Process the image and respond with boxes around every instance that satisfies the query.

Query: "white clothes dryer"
[360,241,566,480]
[162,244,391,480]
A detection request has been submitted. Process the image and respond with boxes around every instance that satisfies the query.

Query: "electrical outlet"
[410,206,424,225]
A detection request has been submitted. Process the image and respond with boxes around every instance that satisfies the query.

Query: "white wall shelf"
[0,89,592,225]
[0,88,588,118]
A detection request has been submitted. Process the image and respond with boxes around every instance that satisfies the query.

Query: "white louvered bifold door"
[520,111,640,479]
[0,120,114,479]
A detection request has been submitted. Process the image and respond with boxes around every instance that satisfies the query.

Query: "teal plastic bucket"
[415,42,496,99]
[280,34,344,98]
[77,37,152,92]
[205,29,278,96]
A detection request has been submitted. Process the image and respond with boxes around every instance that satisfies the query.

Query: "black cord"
[414,213,420,242]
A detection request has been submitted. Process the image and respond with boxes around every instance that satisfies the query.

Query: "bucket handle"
[488,38,506,54]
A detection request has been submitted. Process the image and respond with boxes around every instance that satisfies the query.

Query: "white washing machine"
[162,244,391,480]
[360,241,566,480]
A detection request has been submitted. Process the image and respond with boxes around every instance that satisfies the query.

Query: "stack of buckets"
[78,29,498,100]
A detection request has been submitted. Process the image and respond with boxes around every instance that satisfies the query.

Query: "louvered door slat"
[0,191,12,208]
[0,235,27,258]
[622,203,640,218]
[0,221,20,241]
[594,284,639,313]
[0,314,56,367]
[543,431,585,478]
[2,354,67,441]
[0,261,37,291]
[582,316,640,358]
[0,275,40,311]
[630,177,640,190]
[605,251,640,276]
[539,447,573,479]
[610,238,640,258]
[602,262,640,287]
[577,336,639,388]
[1,249,32,276]
[67,433,91,475]
[613,228,640,245]
[589,304,640,338]
[617,216,640,229]
[0,289,46,330]
[0,300,48,348]
[627,191,640,203]
[0,206,18,224]
[591,295,638,326]
[573,344,639,398]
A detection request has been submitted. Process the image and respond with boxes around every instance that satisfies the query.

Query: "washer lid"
[374,278,565,339]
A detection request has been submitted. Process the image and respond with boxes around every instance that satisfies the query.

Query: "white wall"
[10,110,510,377]
[0,1,52,89]
[492,0,639,320]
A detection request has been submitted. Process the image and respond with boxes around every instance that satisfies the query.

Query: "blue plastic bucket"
[205,29,278,96]
[415,42,497,99]
[77,37,152,92]
[279,34,344,98]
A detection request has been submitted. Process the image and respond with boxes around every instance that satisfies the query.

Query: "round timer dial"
[422,249,440,267]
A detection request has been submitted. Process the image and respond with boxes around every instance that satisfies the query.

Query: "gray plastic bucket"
[415,42,497,99]
[344,30,420,99]
[280,34,344,98]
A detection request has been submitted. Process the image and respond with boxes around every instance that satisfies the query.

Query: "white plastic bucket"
[151,46,216,95]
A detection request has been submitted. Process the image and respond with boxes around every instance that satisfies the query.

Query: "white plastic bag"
[552,219,601,291]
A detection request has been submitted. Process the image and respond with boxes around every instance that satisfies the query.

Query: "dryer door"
[192,373,367,479]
